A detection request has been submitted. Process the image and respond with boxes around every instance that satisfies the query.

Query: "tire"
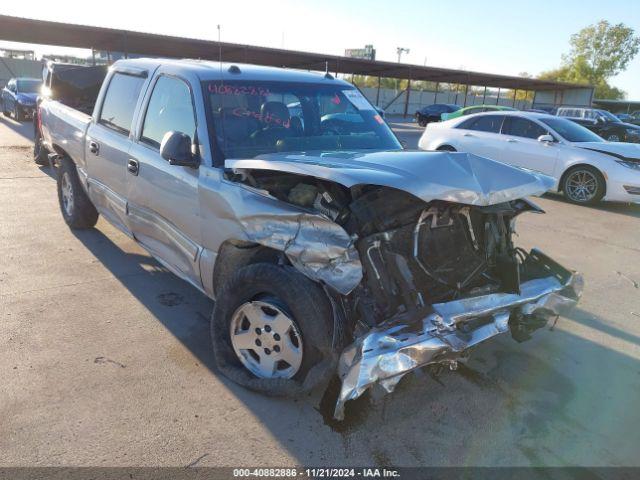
[57,157,99,229]
[561,165,605,205]
[437,145,457,152]
[1,99,9,116]
[14,105,24,122]
[33,130,49,165]
[418,118,427,127]
[211,263,341,396]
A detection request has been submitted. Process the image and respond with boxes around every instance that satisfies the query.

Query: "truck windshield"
[204,80,401,160]
[17,79,42,94]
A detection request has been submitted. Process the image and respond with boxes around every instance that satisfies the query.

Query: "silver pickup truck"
[38,58,583,419]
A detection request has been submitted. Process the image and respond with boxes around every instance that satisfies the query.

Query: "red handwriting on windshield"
[209,84,271,97]
[232,108,290,128]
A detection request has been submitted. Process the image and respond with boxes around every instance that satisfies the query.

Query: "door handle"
[463,133,475,137]
[127,159,139,176]
[506,138,518,143]
[88,140,100,155]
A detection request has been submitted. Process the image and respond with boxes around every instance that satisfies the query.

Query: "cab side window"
[99,73,145,135]
[141,76,196,149]
[502,117,546,139]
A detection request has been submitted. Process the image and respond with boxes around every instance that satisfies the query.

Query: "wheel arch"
[558,162,607,196]
[211,240,287,298]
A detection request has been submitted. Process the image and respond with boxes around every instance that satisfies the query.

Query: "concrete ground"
[1,114,640,467]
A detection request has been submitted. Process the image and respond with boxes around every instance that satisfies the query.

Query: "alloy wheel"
[565,169,598,203]
[229,300,303,379]
[60,172,74,216]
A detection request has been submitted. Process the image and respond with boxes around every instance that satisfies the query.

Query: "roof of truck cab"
[112,58,351,85]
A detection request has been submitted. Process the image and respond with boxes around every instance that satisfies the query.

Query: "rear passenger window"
[458,115,504,133]
[141,76,196,149]
[99,73,145,135]
[502,117,546,139]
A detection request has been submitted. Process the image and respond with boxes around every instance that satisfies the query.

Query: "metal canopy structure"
[0,14,585,92]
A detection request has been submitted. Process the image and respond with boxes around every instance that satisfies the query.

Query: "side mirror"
[537,134,555,143]
[596,116,606,124]
[160,131,199,168]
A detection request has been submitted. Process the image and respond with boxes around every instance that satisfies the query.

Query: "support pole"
[463,84,469,107]
[403,76,412,118]
[512,89,517,108]
[496,88,501,105]
[376,76,381,106]
[482,86,487,104]
[434,82,439,103]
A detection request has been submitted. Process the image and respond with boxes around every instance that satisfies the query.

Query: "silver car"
[40,58,583,419]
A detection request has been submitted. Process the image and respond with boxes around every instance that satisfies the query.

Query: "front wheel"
[57,157,99,228]
[211,263,341,396]
[562,166,605,205]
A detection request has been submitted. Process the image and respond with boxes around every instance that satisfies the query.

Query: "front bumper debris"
[334,249,584,420]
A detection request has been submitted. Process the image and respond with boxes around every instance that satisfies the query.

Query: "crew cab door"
[85,70,147,232]
[126,73,202,288]
[456,114,506,161]
[500,116,559,175]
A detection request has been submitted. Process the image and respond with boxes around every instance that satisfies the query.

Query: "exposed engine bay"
[227,161,583,419]
[230,168,545,323]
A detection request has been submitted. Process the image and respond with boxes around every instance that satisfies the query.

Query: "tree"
[538,21,639,99]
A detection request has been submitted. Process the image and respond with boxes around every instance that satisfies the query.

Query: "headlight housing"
[616,159,640,170]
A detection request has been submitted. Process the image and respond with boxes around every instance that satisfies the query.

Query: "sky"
[1,0,639,97]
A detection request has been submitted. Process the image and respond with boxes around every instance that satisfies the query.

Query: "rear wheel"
[437,145,457,152]
[33,130,48,165]
[1,99,9,116]
[14,105,24,122]
[211,263,341,396]
[57,157,99,228]
[562,165,605,205]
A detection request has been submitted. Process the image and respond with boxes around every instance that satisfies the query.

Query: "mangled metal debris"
[334,262,584,419]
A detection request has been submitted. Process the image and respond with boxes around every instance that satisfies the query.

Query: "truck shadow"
[70,226,640,466]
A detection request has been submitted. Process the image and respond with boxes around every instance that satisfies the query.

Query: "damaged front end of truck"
[225,150,583,419]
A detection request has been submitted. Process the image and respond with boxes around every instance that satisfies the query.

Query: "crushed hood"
[226,150,554,206]
[575,142,640,161]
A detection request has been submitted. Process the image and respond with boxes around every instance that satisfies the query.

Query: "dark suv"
[557,107,640,143]
[415,103,460,127]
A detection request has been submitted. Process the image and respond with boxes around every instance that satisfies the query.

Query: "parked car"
[556,107,640,143]
[39,58,582,419]
[440,104,515,121]
[1,77,42,121]
[419,111,640,205]
[414,103,460,127]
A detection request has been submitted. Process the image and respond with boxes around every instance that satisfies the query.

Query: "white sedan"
[418,111,640,205]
